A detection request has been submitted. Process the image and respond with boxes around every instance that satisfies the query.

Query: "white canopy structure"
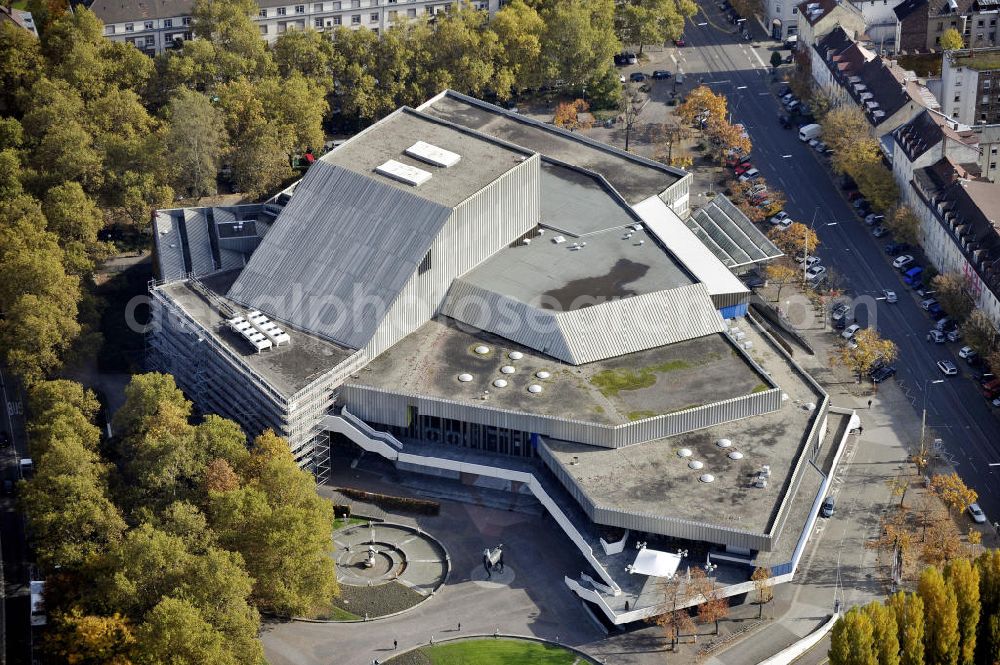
[630,548,683,578]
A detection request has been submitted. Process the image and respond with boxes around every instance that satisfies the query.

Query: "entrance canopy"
[630,548,682,578]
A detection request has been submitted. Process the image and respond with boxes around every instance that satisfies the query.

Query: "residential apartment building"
[940,47,1000,124]
[795,0,866,49]
[91,0,500,55]
[766,0,801,40]
[894,0,999,52]
[812,26,933,151]
[0,4,38,36]
[893,111,1000,327]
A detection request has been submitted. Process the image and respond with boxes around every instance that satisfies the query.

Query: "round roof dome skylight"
[688,460,704,470]
[728,451,744,460]
[716,438,733,448]
[509,351,523,360]
[699,474,716,483]
[677,448,693,458]
[493,379,508,388]
[501,365,516,374]
[536,371,551,379]
[474,345,490,355]
[458,373,473,382]
[527,384,543,394]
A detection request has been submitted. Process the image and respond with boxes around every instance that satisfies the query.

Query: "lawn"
[589,359,693,397]
[333,516,369,530]
[956,54,1000,71]
[391,639,583,665]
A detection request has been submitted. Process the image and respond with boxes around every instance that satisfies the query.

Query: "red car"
[734,162,754,176]
[726,154,751,169]
[675,37,686,46]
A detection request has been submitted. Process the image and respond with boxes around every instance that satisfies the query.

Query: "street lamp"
[921,378,945,450]
[803,206,820,284]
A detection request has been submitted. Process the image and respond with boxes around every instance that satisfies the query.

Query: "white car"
[937,360,958,376]
[968,503,987,524]
[806,264,826,280]
[893,254,915,269]
[882,289,897,303]
[738,168,761,182]
[959,346,976,359]
[842,324,862,340]
[769,211,791,226]
[734,123,749,138]
[803,256,821,268]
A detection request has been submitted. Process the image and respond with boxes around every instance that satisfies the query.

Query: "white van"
[798,123,821,142]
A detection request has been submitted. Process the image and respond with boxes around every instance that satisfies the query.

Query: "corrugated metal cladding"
[766,400,828,541]
[340,384,782,448]
[442,280,727,365]
[153,213,185,281]
[183,209,216,276]
[362,156,540,360]
[719,303,749,319]
[711,291,750,310]
[538,442,771,550]
[227,162,453,350]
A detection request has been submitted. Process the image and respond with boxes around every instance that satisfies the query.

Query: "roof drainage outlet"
[677,448,693,458]
[458,373,473,382]
[474,345,490,355]
[699,474,716,483]
[527,384,543,394]
[493,379,508,388]
[501,365,516,374]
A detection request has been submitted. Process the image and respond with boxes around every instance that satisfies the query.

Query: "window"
[145,35,154,44]
[260,24,268,33]
[314,2,323,9]
[791,6,796,12]
[955,94,961,102]
[333,15,342,23]
[164,18,173,26]
[953,112,960,118]
[295,5,305,13]
[984,95,991,104]
[937,21,944,31]
[125,22,134,31]
[144,20,154,29]
[314,17,323,26]
[986,79,993,89]
[277,7,287,15]
[978,19,985,27]
[407,7,415,15]
[105,25,115,34]
[260,8,267,16]
[183,17,191,25]
[992,146,998,153]
[776,4,781,13]
[992,162,997,169]
[351,0,360,6]
[352,13,360,23]
[388,8,397,18]
[370,11,378,20]
[418,250,432,275]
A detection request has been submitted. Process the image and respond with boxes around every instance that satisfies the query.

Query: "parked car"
[966,351,982,367]
[842,323,862,340]
[652,69,672,79]
[882,289,898,303]
[821,496,836,517]
[947,329,963,343]
[903,266,924,285]
[871,365,897,383]
[927,330,946,343]
[937,360,959,376]
[853,197,870,210]
[734,162,755,176]
[814,141,829,153]
[847,190,865,202]
[738,169,762,181]
[921,298,939,311]
[872,225,889,238]
[936,317,956,332]
[885,242,911,256]
[831,302,851,320]
[674,37,686,46]
[769,211,791,226]
[865,213,885,226]
[893,255,915,269]
[806,264,827,280]
[968,503,987,524]
[630,72,646,82]
[1,480,11,496]
[929,304,946,319]
[959,346,976,359]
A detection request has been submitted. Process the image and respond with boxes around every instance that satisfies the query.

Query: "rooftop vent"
[716,438,733,448]
[405,140,461,168]
[375,159,432,186]
[458,373,473,382]
[699,474,715,483]
[501,365,516,374]
[728,450,744,460]
[536,371,551,379]
[527,384,543,394]
[493,379,508,388]
[688,460,704,470]
[474,345,490,355]
[677,448,693,458]
[552,235,566,244]
[509,351,524,360]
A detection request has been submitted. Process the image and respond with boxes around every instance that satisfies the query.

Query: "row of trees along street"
[0,0,698,390]
[829,553,1000,665]
[21,374,338,663]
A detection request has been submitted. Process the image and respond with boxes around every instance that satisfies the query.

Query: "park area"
[384,638,592,665]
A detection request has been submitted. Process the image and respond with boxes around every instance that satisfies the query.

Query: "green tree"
[164,89,227,198]
[190,0,274,83]
[210,430,337,616]
[919,565,961,665]
[887,591,925,665]
[0,149,23,201]
[829,606,877,665]
[932,273,975,322]
[0,22,44,114]
[273,29,335,89]
[42,182,110,275]
[615,0,694,54]
[887,205,921,246]
[216,79,293,197]
[962,309,998,358]
[977,549,1000,664]
[537,0,620,89]
[941,28,965,50]
[863,601,900,665]
[490,0,545,92]
[770,51,783,69]
[133,597,238,665]
[259,74,328,152]
[113,373,191,441]
[945,558,980,665]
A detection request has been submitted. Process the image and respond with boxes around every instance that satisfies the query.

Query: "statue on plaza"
[482,544,505,578]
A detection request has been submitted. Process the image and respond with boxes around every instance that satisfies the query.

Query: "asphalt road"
[675,5,1000,519]
[1,367,31,665]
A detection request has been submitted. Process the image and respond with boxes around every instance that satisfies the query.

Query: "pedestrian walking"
[393,639,397,650]
[430,635,434,646]
[457,622,461,632]
[867,399,873,409]
[858,425,864,435]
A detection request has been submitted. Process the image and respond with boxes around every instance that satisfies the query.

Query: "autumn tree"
[42,181,111,276]
[867,506,915,582]
[864,601,900,665]
[920,499,964,567]
[941,28,965,50]
[918,565,960,665]
[962,309,999,357]
[706,117,752,164]
[690,567,729,635]
[768,222,820,257]
[553,99,592,131]
[930,473,978,516]
[945,558,980,665]
[751,566,774,619]
[614,0,696,54]
[164,88,227,198]
[830,606,877,665]
[887,205,921,245]
[766,264,799,301]
[932,272,975,322]
[976,549,1000,663]
[823,105,871,157]
[47,610,135,665]
[730,0,763,19]
[677,85,728,126]
[651,120,689,165]
[491,0,546,92]
[886,591,925,665]
[836,327,899,382]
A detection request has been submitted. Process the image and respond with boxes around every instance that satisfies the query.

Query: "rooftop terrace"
[158,271,354,396]
[351,317,767,425]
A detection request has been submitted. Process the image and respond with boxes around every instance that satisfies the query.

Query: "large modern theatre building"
[148,91,853,621]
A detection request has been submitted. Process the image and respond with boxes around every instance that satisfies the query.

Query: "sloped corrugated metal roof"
[227,161,452,349]
[686,196,783,269]
[153,211,185,281]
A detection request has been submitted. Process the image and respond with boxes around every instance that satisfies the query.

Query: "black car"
[777,84,791,97]
[630,72,646,82]
[884,241,911,256]
[871,365,897,383]
[778,114,792,128]
[652,70,672,79]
